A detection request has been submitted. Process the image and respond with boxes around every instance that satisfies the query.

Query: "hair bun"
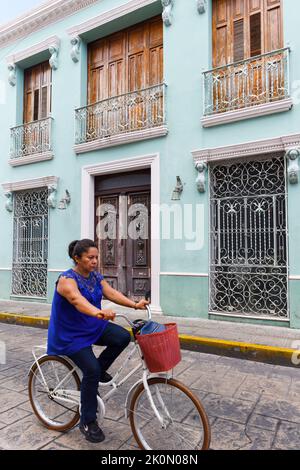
[68,240,79,259]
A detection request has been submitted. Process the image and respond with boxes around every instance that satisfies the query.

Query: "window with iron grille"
[209,154,288,320]
[12,188,49,298]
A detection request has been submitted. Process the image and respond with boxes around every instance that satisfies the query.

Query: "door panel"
[126,192,151,300]
[96,195,124,292]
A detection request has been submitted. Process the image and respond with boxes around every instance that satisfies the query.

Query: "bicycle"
[28,306,211,450]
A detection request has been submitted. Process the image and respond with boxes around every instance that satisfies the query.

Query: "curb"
[0,312,49,329]
[179,334,297,368]
[0,312,298,368]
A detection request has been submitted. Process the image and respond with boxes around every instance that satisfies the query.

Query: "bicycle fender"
[124,374,170,419]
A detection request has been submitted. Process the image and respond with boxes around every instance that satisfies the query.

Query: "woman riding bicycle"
[47,239,149,443]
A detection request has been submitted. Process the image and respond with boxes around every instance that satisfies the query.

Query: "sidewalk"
[0,299,300,367]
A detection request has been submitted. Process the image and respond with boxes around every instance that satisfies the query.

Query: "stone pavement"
[0,322,300,450]
[0,299,300,366]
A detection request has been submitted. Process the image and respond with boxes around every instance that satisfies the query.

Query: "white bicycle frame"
[30,306,172,428]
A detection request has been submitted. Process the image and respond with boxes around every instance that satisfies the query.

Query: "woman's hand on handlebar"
[96,309,116,321]
[134,299,150,310]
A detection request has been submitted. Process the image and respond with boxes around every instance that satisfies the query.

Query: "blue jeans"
[68,322,131,426]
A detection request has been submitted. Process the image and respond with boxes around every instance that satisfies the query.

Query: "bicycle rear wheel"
[129,377,211,450]
[28,355,81,432]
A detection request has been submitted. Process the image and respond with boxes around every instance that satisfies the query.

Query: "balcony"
[10,117,54,167]
[202,48,292,127]
[74,83,167,153]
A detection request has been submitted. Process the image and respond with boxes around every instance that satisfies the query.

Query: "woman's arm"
[101,280,149,310]
[57,277,115,320]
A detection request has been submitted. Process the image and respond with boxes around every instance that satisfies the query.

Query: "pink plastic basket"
[136,323,181,373]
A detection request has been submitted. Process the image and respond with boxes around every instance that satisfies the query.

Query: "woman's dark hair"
[68,239,97,262]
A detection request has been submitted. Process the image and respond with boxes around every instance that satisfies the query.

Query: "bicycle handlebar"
[115,303,152,326]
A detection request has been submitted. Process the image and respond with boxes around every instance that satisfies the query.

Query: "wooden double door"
[95,170,151,301]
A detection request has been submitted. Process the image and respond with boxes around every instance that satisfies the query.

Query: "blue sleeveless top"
[47,269,108,356]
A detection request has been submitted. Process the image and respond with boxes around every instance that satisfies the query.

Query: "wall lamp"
[58,190,71,210]
[171,176,183,201]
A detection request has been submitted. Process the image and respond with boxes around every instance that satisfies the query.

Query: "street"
[0,322,300,450]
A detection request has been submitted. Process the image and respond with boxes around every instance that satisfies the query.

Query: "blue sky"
[0,0,46,26]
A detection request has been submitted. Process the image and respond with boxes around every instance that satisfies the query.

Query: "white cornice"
[75,126,168,154]
[0,0,99,48]
[9,152,54,167]
[6,36,60,64]
[161,272,209,277]
[2,176,59,192]
[201,98,293,128]
[192,133,300,164]
[82,152,159,175]
[67,0,157,37]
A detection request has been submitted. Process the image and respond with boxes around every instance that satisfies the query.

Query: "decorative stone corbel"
[197,0,207,14]
[49,45,59,70]
[47,184,57,208]
[286,149,300,184]
[195,162,207,193]
[4,192,13,212]
[70,36,81,63]
[8,64,16,86]
[162,0,174,27]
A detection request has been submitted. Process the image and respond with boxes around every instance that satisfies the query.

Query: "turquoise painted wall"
[0,0,299,327]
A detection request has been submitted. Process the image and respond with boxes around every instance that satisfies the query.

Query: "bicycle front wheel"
[129,377,211,450]
[28,355,81,432]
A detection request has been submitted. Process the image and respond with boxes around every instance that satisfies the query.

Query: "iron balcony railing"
[10,116,53,160]
[203,48,290,116]
[75,83,166,144]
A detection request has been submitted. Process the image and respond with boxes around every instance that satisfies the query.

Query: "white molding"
[148,305,163,315]
[192,132,300,164]
[81,153,161,310]
[0,268,11,271]
[48,269,65,273]
[2,176,59,192]
[161,272,209,277]
[0,0,99,48]
[209,312,290,322]
[289,275,300,280]
[9,152,54,167]
[75,126,168,154]
[201,98,293,128]
[67,0,157,37]
[6,36,60,65]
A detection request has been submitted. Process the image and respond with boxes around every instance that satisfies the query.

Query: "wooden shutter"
[212,0,231,67]
[127,24,147,92]
[107,32,126,97]
[88,16,163,104]
[233,19,245,62]
[212,0,283,67]
[148,17,163,86]
[250,13,262,56]
[88,38,108,103]
[24,69,33,123]
[23,61,52,124]
[265,0,283,52]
